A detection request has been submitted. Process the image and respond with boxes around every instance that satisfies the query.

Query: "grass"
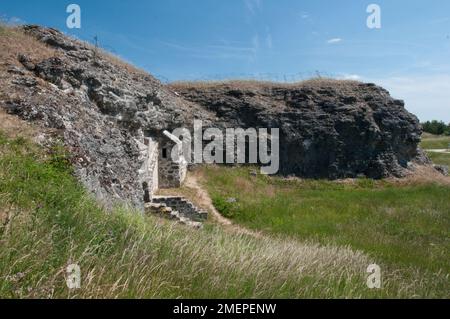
[2,131,449,298]
[0,24,56,67]
[428,152,450,167]
[1,24,448,298]
[0,131,394,298]
[421,134,450,167]
[200,165,450,298]
[420,134,450,150]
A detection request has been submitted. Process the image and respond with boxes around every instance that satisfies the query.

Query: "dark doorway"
[142,182,150,202]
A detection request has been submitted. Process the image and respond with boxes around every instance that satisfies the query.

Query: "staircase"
[145,196,208,228]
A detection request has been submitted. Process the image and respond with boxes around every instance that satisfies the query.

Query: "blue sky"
[1,0,449,121]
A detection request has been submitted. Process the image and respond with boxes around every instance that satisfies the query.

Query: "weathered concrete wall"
[141,137,159,201]
[158,134,188,188]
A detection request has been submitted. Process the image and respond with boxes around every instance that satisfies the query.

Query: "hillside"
[1,25,441,211]
[1,24,449,299]
[0,115,384,298]
[0,25,214,209]
[1,112,449,298]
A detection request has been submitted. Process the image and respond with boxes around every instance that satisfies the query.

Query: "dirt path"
[184,173,263,238]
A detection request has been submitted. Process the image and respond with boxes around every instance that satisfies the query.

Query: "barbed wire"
[160,71,338,84]
[88,36,338,85]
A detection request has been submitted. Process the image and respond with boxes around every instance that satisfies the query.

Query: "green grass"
[421,134,450,150]
[0,131,401,298]
[428,152,450,167]
[421,134,450,166]
[1,131,449,298]
[201,166,450,297]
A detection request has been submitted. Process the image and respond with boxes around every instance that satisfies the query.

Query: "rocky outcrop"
[1,25,212,209]
[0,25,432,210]
[170,81,425,179]
[434,165,449,176]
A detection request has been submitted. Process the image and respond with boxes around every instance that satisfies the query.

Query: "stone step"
[144,202,203,229]
[145,203,175,219]
[152,195,184,201]
[150,195,208,222]
[147,203,166,209]
[146,193,208,228]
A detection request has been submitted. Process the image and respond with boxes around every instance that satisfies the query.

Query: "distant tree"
[422,120,448,135]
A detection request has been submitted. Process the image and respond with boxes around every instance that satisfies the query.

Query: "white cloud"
[327,38,342,44]
[339,74,362,81]
[0,15,26,25]
[368,74,450,122]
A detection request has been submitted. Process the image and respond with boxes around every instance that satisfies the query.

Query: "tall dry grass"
[0,131,437,298]
[0,24,57,67]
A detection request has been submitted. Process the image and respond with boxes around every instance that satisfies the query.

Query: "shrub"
[422,120,450,135]
[212,196,236,218]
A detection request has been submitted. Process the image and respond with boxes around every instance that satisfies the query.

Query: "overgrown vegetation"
[200,166,450,298]
[1,20,448,299]
[421,134,450,167]
[427,152,450,167]
[1,131,448,298]
[0,24,56,67]
[0,131,391,298]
